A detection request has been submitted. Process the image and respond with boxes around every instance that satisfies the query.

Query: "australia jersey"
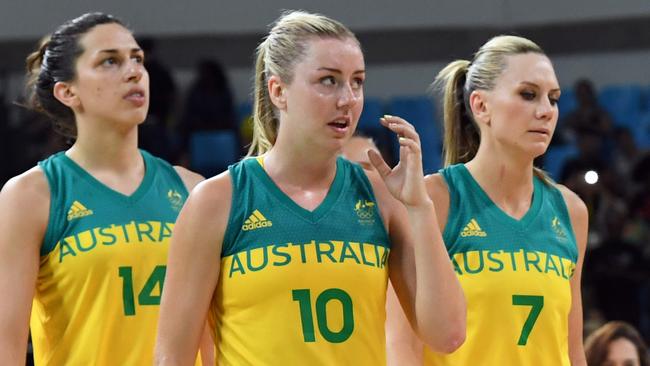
[31,150,189,365]
[212,156,391,365]
[424,164,578,366]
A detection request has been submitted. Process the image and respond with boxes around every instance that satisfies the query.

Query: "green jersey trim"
[248,157,346,224]
[57,151,155,204]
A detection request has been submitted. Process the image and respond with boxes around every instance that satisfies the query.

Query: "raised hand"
[367,115,431,208]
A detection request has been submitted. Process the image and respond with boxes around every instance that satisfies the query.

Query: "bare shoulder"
[1,166,50,211]
[173,166,205,192]
[424,173,450,206]
[0,167,50,239]
[555,184,588,222]
[181,170,233,223]
[424,173,450,230]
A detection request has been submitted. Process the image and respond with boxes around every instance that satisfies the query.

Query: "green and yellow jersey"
[424,164,578,366]
[31,150,190,365]
[212,156,391,365]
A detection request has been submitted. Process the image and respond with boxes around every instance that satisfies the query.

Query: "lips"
[529,128,550,135]
[124,87,146,107]
[327,118,350,134]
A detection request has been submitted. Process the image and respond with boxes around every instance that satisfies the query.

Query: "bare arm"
[0,168,49,365]
[369,116,466,353]
[386,282,422,366]
[173,166,214,365]
[385,172,454,361]
[559,185,588,366]
[155,173,231,365]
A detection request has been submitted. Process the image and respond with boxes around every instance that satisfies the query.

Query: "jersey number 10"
[292,288,355,343]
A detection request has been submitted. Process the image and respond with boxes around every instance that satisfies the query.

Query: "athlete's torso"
[424,164,578,366]
[31,150,188,366]
[213,157,391,365]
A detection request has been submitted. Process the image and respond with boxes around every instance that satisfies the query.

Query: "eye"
[132,54,144,64]
[101,57,118,66]
[352,77,364,89]
[520,90,536,101]
[549,96,559,106]
[320,76,336,86]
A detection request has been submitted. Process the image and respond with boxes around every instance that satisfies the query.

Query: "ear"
[469,89,490,126]
[53,81,80,109]
[267,74,287,111]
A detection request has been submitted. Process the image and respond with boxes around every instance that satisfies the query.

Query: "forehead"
[77,23,137,55]
[299,37,364,70]
[496,53,558,89]
[607,338,639,360]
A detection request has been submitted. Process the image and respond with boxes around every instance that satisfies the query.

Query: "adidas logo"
[67,200,94,221]
[460,218,487,237]
[242,209,273,231]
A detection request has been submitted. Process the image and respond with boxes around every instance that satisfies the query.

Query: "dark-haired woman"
[0,13,203,365]
[585,321,650,366]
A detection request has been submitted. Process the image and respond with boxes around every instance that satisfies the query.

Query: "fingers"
[368,149,392,179]
[398,136,422,156]
[380,115,421,145]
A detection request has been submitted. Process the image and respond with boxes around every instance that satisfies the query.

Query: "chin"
[529,144,550,159]
[132,111,149,125]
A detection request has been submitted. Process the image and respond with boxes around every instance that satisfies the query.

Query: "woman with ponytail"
[390,35,588,365]
[156,10,465,365]
[0,13,206,365]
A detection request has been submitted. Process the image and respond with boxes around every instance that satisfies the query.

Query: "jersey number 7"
[512,294,544,346]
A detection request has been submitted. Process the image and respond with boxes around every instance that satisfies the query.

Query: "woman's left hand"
[368,115,431,208]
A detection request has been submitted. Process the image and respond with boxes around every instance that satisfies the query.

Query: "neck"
[66,118,141,172]
[263,140,338,190]
[465,142,536,214]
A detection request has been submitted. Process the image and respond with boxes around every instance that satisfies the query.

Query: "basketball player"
[389,35,588,365]
[0,13,206,365]
[155,10,466,365]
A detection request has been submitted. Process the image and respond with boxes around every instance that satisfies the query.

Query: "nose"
[125,61,144,83]
[336,82,361,109]
[536,98,556,121]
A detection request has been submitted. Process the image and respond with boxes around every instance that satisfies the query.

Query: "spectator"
[177,59,237,165]
[585,321,649,366]
[138,38,176,161]
[561,78,613,142]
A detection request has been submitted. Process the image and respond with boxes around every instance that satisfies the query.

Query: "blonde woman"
[155,10,465,365]
[389,35,588,365]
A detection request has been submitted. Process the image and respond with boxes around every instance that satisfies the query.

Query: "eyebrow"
[520,81,560,93]
[317,67,365,74]
[97,48,143,55]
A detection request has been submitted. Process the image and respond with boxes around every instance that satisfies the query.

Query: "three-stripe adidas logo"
[67,200,94,221]
[242,209,273,231]
[460,218,487,237]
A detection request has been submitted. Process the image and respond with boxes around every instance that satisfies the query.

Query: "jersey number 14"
[118,265,166,316]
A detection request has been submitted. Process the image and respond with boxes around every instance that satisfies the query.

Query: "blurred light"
[585,170,599,185]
